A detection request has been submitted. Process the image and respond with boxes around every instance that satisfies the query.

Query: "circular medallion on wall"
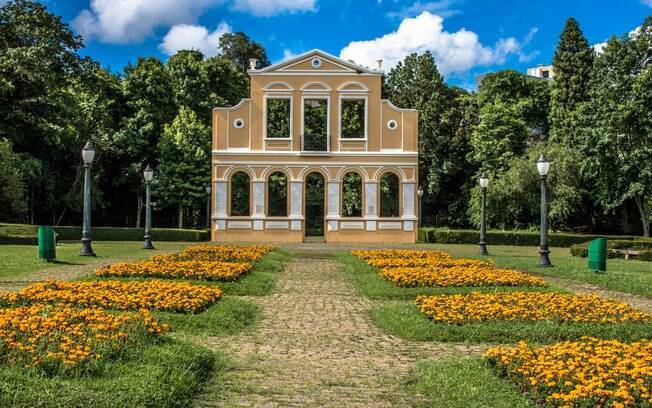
[387,119,398,130]
[233,118,245,129]
[311,57,322,69]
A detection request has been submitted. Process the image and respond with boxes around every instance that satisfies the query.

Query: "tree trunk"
[634,196,650,237]
[135,193,143,228]
[178,206,184,229]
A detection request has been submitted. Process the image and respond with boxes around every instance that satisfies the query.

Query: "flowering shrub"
[96,260,252,281]
[152,245,274,263]
[416,292,650,324]
[0,304,166,372]
[382,266,546,287]
[485,337,652,407]
[0,280,223,313]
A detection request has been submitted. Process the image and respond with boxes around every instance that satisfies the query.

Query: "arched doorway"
[304,172,325,240]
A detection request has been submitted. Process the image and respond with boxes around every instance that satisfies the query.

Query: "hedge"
[570,240,652,262]
[0,224,209,244]
[418,228,638,248]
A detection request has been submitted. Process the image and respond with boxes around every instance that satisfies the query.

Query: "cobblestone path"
[195,250,484,407]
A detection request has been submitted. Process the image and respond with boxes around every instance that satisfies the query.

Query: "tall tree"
[218,32,270,73]
[0,139,26,221]
[156,107,211,228]
[580,17,652,236]
[549,17,594,146]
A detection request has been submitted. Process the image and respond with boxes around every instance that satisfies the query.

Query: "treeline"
[0,0,650,236]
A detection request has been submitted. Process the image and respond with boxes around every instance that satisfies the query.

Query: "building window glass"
[230,171,250,216]
[340,99,365,139]
[266,98,291,138]
[342,172,363,217]
[267,171,288,216]
[303,98,328,151]
[379,172,400,217]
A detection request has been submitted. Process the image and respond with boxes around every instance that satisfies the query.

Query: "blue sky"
[40,0,652,87]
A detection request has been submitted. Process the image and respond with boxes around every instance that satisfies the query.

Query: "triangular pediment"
[252,50,381,75]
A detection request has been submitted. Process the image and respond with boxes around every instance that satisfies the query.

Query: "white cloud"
[159,22,231,56]
[387,0,460,19]
[641,0,652,7]
[73,0,220,44]
[231,0,316,16]
[339,11,522,77]
[282,48,300,60]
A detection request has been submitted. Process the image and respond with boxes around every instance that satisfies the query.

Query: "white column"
[252,180,265,230]
[365,181,377,231]
[326,181,340,231]
[402,182,416,231]
[215,181,227,217]
[289,181,303,230]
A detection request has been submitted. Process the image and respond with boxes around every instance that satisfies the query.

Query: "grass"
[336,252,554,301]
[401,357,533,408]
[0,241,190,279]
[416,243,652,299]
[0,338,223,408]
[372,302,652,343]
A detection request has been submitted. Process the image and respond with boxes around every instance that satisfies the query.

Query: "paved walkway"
[195,250,484,407]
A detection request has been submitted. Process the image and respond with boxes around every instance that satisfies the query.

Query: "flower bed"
[351,249,453,261]
[485,337,652,407]
[382,266,546,287]
[96,260,252,281]
[152,245,274,263]
[416,292,650,324]
[0,280,223,313]
[0,304,166,372]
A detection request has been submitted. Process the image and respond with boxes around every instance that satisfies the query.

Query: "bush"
[0,223,209,244]
[569,239,652,262]
[418,228,637,248]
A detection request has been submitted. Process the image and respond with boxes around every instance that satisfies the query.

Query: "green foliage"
[266,98,291,138]
[0,139,26,220]
[550,17,594,146]
[303,98,328,150]
[305,172,325,235]
[569,239,652,261]
[267,171,288,216]
[218,31,270,73]
[340,99,365,138]
[230,171,250,216]
[341,172,362,217]
[379,172,400,217]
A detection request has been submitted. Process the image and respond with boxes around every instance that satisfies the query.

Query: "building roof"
[249,49,383,76]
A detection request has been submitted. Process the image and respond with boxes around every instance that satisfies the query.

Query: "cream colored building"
[527,64,554,80]
[211,50,419,243]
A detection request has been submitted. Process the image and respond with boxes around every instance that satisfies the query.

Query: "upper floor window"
[266,97,291,139]
[303,98,328,151]
[340,98,366,139]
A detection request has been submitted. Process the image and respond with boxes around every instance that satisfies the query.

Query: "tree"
[218,32,270,73]
[550,17,594,146]
[580,17,652,236]
[0,139,26,221]
[156,107,211,228]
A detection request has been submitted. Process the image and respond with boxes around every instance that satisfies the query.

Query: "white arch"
[301,81,331,91]
[260,165,294,181]
[335,166,370,182]
[263,81,294,91]
[224,166,256,181]
[371,166,407,182]
[299,166,332,181]
[337,81,369,92]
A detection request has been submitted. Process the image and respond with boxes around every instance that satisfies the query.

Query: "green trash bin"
[588,238,607,272]
[38,226,56,262]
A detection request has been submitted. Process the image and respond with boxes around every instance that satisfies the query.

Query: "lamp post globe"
[537,154,552,267]
[205,184,212,229]
[478,173,489,256]
[143,164,154,250]
[80,141,96,256]
[417,186,424,228]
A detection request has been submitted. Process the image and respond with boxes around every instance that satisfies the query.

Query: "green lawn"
[416,243,652,299]
[0,241,190,279]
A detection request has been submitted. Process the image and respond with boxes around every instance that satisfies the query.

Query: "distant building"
[527,65,554,80]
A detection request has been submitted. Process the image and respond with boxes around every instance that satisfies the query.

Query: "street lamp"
[417,186,424,228]
[143,165,154,250]
[537,154,552,267]
[80,141,96,256]
[479,173,489,256]
[205,184,212,229]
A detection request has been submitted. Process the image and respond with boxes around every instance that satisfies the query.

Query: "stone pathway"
[195,251,484,407]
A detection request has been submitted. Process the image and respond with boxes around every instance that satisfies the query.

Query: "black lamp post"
[537,154,552,267]
[80,141,96,256]
[143,165,154,249]
[479,173,489,256]
[205,184,212,229]
[417,186,424,228]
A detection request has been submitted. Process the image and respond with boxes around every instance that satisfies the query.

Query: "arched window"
[230,171,250,216]
[267,171,288,216]
[342,172,363,217]
[379,172,400,217]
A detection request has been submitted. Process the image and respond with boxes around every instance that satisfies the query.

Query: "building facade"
[527,64,554,80]
[211,50,419,243]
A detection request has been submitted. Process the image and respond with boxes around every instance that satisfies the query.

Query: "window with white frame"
[266,97,291,138]
[303,98,328,151]
[340,98,366,139]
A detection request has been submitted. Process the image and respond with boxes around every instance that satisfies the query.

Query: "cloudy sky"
[39,0,652,87]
